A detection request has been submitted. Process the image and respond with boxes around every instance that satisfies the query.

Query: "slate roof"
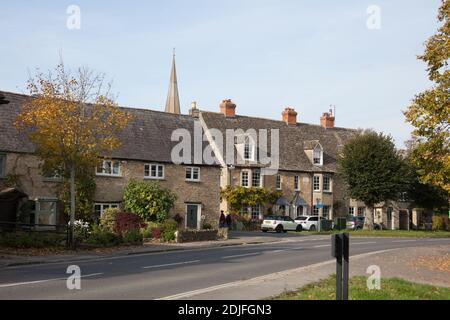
[200,111,357,173]
[0,90,217,166]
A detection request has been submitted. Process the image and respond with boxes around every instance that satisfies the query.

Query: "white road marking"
[158,249,400,300]
[392,240,417,243]
[0,273,104,288]
[351,242,377,245]
[290,246,303,250]
[222,252,260,259]
[425,239,450,242]
[314,244,331,248]
[272,249,289,253]
[142,260,200,269]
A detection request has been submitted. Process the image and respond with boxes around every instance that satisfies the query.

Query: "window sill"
[96,174,122,178]
[186,179,201,183]
[144,177,165,181]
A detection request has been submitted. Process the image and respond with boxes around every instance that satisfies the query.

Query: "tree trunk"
[363,206,374,230]
[70,165,76,249]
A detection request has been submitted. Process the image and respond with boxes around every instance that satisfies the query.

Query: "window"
[145,164,165,179]
[0,154,6,178]
[322,206,330,219]
[42,168,62,182]
[323,176,331,192]
[313,145,323,165]
[294,176,299,191]
[313,175,321,191]
[252,170,261,187]
[94,203,120,217]
[97,160,121,176]
[348,207,355,216]
[185,167,200,182]
[276,175,282,190]
[357,207,365,217]
[35,199,58,228]
[251,205,261,221]
[244,136,255,161]
[312,206,320,216]
[241,170,250,187]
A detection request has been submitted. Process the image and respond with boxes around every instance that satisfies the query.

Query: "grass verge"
[272,275,450,300]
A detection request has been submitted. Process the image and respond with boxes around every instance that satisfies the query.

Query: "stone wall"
[1,152,222,229]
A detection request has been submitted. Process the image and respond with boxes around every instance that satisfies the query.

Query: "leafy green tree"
[123,180,177,222]
[403,0,450,194]
[338,131,409,229]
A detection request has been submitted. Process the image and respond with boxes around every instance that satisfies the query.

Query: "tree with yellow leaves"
[15,61,132,247]
[404,0,449,196]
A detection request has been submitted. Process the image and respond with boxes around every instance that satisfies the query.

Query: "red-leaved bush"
[114,212,146,236]
[151,228,162,239]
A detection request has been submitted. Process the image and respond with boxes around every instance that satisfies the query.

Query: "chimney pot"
[320,111,335,129]
[282,107,298,125]
[220,99,236,117]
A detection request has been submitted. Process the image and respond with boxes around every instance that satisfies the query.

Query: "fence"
[0,221,70,248]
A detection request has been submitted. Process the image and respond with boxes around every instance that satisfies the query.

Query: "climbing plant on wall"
[220,186,282,215]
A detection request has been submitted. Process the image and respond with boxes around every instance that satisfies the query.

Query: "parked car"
[347,216,382,230]
[294,216,326,231]
[261,215,302,233]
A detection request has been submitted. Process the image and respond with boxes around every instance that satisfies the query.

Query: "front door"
[186,204,199,229]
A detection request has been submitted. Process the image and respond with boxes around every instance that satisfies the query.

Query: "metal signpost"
[331,233,349,300]
[315,198,324,232]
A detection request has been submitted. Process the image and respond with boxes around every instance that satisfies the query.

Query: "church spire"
[165,51,181,114]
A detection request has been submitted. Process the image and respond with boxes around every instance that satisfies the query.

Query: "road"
[0,233,448,299]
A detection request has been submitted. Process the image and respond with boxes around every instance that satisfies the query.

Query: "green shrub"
[0,232,65,248]
[123,180,176,222]
[87,225,122,247]
[123,230,143,245]
[202,223,213,230]
[100,208,120,232]
[160,219,178,242]
[432,215,447,231]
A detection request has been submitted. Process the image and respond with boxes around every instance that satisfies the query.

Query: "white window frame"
[252,169,262,188]
[185,166,201,182]
[241,170,250,187]
[144,163,165,180]
[251,205,262,221]
[312,205,320,216]
[94,203,120,217]
[348,207,355,216]
[96,160,121,177]
[0,153,6,178]
[243,136,256,161]
[323,176,332,192]
[294,176,300,191]
[276,174,282,190]
[313,175,321,192]
[313,145,323,166]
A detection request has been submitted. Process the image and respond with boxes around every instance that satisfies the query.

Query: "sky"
[0,0,443,148]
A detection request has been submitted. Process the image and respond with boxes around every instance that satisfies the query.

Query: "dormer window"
[244,136,255,161]
[313,145,323,166]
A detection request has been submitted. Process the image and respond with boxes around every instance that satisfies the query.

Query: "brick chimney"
[282,107,298,125]
[220,99,236,117]
[320,109,335,129]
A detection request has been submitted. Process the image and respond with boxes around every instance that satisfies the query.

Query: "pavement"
[0,232,448,300]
